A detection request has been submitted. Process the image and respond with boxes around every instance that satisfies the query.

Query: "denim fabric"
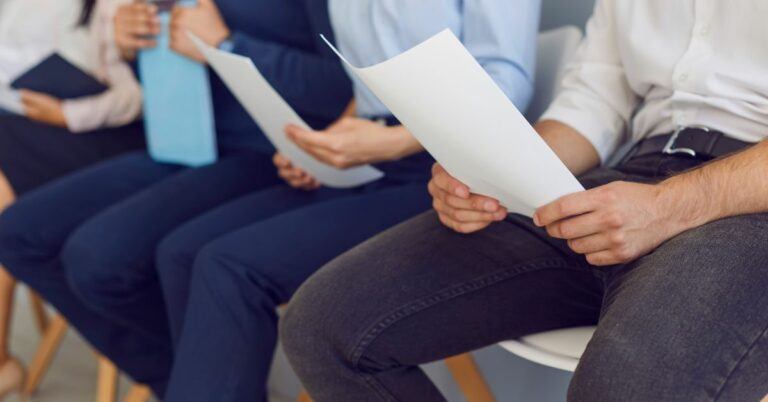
[282,153,768,402]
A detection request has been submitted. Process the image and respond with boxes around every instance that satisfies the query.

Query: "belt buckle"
[662,125,710,157]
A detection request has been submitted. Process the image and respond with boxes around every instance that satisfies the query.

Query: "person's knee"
[62,229,134,309]
[280,258,368,374]
[155,230,198,290]
[0,202,51,270]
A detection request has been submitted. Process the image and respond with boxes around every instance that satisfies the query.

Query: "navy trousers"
[0,150,279,395]
[155,180,432,402]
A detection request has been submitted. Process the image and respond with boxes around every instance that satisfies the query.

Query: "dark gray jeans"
[281,153,768,402]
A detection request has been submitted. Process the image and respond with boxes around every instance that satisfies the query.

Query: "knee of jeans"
[567,335,649,402]
[62,231,132,308]
[280,268,358,371]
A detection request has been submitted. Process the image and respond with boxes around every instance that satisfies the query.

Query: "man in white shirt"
[280,1,768,401]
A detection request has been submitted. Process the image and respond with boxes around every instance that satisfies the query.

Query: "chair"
[499,327,595,372]
[500,0,600,379]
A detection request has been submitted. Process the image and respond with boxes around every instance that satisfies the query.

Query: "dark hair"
[79,0,97,26]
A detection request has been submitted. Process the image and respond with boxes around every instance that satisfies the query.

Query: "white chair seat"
[499,326,596,372]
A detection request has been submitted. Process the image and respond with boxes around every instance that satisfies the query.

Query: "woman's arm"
[62,0,142,133]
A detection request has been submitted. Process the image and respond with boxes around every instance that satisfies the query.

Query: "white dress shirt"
[542,0,768,162]
[0,0,141,132]
[0,0,86,84]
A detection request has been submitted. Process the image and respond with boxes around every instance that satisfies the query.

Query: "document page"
[190,34,384,189]
[323,30,584,217]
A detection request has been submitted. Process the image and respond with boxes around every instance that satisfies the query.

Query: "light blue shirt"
[329,0,540,118]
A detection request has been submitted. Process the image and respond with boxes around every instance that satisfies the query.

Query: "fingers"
[286,125,336,152]
[534,188,609,227]
[433,198,506,223]
[430,164,470,199]
[273,153,292,169]
[545,209,623,240]
[115,3,159,50]
[436,212,494,234]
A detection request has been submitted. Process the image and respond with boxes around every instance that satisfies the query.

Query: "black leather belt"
[627,126,752,161]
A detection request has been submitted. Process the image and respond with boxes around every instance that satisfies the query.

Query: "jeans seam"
[345,258,575,400]
[712,321,768,401]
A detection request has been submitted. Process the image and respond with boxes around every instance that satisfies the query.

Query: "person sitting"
[0,0,146,396]
[281,1,768,401]
[150,1,538,401]
[0,0,352,396]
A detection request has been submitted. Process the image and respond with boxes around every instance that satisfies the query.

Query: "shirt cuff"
[540,97,627,164]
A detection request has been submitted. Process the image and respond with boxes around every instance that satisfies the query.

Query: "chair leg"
[28,291,49,334]
[23,314,68,395]
[445,353,497,402]
[96,355,119,402]
[123,384,152,402]
[296,390,312,402]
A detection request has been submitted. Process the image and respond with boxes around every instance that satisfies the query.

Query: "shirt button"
[678,72,689,82]
[699,24,711,36]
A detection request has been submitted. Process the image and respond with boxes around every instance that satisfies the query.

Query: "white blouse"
[542,0,768,162]
[0,0,142,133]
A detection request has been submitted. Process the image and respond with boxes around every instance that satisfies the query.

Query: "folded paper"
[189,33,383,188]
[322,30,584,216]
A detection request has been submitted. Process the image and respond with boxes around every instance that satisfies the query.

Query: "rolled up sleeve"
[540,0,639,163]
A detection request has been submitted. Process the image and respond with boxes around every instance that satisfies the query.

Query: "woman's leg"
[61,151,280,343]
[156,185,350,347]
[0,171,20,394]
[163,183,433,402]
[0,169,15,363]
[280,212,604,402]
[0,152,181,394]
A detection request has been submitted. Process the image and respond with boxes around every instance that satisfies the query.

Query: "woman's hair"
[79,0,97,26]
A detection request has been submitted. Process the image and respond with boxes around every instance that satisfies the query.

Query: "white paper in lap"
[189,34,383,189]
[322,30,584,216]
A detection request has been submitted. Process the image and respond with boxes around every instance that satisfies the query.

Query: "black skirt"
[0,115,146,196]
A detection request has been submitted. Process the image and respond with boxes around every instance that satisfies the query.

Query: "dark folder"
[11,53,107,99]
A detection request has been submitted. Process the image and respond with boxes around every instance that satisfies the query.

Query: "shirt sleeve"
[462,0,540,112]
[539,0,640,163]
[226,3,352,122]
[63,0,142,133]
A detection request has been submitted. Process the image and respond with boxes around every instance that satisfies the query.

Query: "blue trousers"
[155,180,431,402]
[0,150,280,394]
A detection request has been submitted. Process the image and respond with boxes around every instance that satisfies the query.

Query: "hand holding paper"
[322,30,584,217]
[189,33,384,188]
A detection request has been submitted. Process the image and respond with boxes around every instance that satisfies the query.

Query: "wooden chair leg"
[23,314,68,395]
[28,290,50,334]
[445,353,496,402]
[96,355,119,402]
[123,384,152,402]
[296,390,312,402]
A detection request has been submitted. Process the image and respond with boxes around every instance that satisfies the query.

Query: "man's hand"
[114,1,161,60]
[20,90,67,128]
[273,153,321,191]
[170,0,230,62]
[534,181,683,266]
[429,164,507,234]
[286,118,422,169]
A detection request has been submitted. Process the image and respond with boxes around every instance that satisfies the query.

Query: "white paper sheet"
[189,34,384,189]
[0,86,22,114]
[322,30,584,217]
